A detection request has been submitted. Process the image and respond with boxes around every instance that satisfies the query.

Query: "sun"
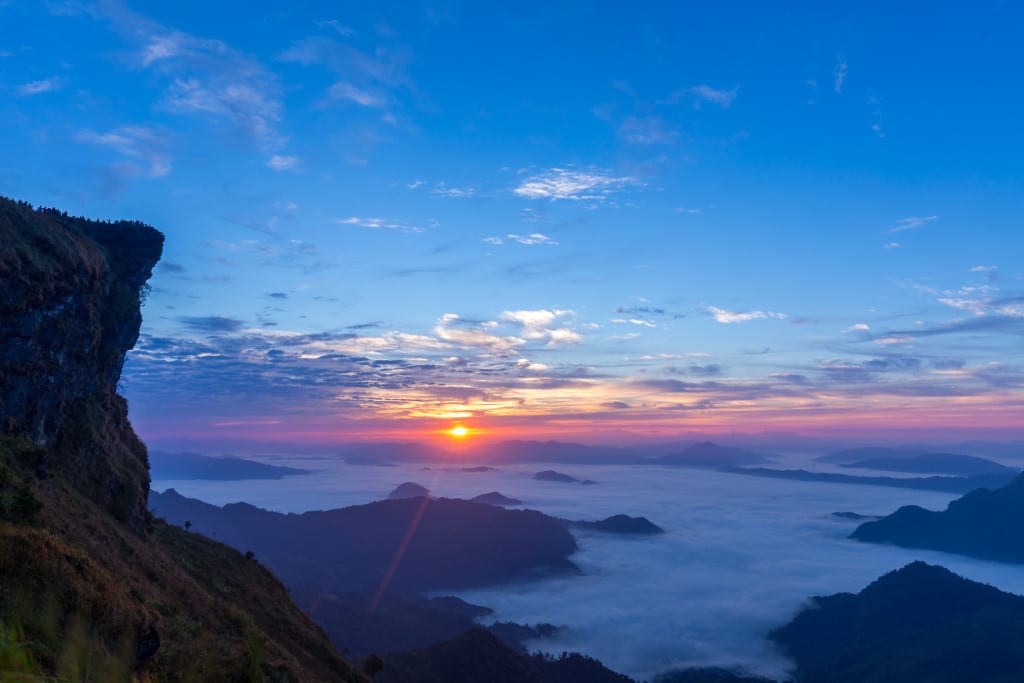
[448,425,469,438]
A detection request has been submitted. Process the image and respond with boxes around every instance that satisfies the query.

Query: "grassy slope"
[1,425,369,683]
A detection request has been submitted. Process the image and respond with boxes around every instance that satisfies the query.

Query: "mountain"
[722,465,1019,494]
[851,472,1024,563]
[534,469,587,483]
[150,450,310,480]
[771,561,1024,682]
[654,441,773,467]
[377,627,636,683]
[472,491,524,506]
[815,446,927,464]
[571,514,665,535]
[838,452,1016,475]
[475,440,643,464]
[388,481,431,499]
[0,198,365,681]
[148,489,579,595]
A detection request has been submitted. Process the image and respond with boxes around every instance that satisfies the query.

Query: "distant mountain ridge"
[852,471,1024,563]
[654,441,774,467]
[838,451,1016,475]
[150,451,309,480]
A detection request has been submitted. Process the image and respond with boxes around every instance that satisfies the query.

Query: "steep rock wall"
[0,197,163,529]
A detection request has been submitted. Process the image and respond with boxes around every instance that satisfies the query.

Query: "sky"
[2,1,1023,447]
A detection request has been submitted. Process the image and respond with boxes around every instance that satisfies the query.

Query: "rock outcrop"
[1,197,163,529]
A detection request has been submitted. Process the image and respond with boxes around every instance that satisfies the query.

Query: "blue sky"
[3,1,1023,445]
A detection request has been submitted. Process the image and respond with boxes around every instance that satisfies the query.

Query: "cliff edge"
[1,197,162,530]
[0,197,365,682]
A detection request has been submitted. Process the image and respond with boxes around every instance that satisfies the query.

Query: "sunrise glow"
[448,425,469,439]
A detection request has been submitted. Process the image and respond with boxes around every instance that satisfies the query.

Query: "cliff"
[1,196,162,530]
[0,198,366,682]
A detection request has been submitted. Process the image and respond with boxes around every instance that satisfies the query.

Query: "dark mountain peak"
[534,469,582,483]
[572,514,665,535]
[389,481,430,499]
[471,491,523,506]
[772,561,1024,682]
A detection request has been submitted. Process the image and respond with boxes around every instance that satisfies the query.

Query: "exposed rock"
[0,197,162,530]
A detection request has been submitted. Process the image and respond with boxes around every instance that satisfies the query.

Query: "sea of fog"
[153,458,1024,681]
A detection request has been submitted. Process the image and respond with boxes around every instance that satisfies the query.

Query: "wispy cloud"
[178,315,245,333]
[431,183,475,198]
[611,318,656,328]
[888,215,938,233]
[706,306,787,324]
[96,2,283,146]
[266,154,300,171]
[690,84,738,108]
[834,59,848,94]
[328,81,387,107]
[17,77,67,96]
[75,126,171,177]
[506,233,558,246]
[336,216,432,233]
[618,115,678,145]
[513,167,636,201]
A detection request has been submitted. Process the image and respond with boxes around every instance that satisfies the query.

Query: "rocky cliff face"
[0,196,163,530]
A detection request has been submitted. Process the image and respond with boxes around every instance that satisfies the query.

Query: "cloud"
[513,167,636,201]
[971,265,997,273]
[267,292,288,299]
[834,59,848,94]
[160,261,185,274]
[500,309,581,346]
[616,306,667,316]
[337,216,431,233]
[618,115,678,145]
[690,84,738,108]
[611,319,656,328]
[507,233,558,246]
[316,19,356,37]
[883,242,901,250]
[178,316,245,333]
[845,323,870,332]
[328,81,388,107]
[266,155,300,171]
[602,400,630,409]
[706,306,787,324]
[75,126,172,177]
[887,215,938,233]
[17,77,67,96]
[431,183,476,198]
[434,314,524,354]
[96,3,283,146]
